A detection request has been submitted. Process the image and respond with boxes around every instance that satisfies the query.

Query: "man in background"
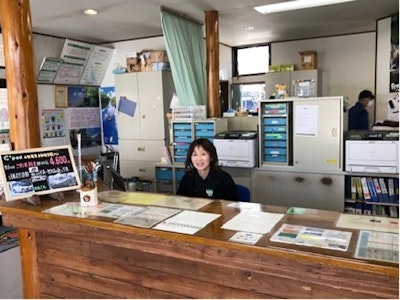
[348,90,375,130]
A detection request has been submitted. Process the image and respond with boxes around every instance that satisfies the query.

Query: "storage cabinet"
[259,97,345,172]
[155,163,185,194]
[252,168,345,211]
[255,96,346,210]
[171,118,228,163]
[115,71,175,184]
[344,173,399,218]
[344,130,399,217]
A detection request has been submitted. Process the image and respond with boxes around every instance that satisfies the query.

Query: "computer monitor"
[111,169,127,192]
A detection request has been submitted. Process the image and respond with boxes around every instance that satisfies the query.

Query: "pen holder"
[80,183,98,207]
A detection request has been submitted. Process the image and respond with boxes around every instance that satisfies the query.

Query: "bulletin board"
[0,145,81,201]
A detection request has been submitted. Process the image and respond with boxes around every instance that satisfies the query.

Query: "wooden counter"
[0,189,398,299]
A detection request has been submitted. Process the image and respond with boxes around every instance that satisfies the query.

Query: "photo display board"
[0,145,81,201]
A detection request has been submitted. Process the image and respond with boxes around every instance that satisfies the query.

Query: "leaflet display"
[0,145,80,201]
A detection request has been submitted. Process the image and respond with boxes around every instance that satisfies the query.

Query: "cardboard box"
[299,51,317,69]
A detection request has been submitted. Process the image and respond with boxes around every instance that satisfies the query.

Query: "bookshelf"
[344,172,399,218]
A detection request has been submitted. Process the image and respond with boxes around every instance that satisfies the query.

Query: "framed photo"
[54,85,67,108]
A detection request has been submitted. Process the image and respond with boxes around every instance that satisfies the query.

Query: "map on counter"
[115,206,181,229]
[153,195,212,210]
[42,202,109,218]
[355,230,399,264]
[336,213,399,234]
[153,210,220,235]
[270,223,352,251]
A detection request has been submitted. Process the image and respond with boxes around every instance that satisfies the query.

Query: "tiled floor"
[0,246,23,299]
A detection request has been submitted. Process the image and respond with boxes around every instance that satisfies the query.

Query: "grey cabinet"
[115,71,175,182]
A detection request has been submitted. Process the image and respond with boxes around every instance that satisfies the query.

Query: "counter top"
[0,187,398,298]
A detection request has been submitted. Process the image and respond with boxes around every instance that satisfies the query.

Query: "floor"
[0,246,23,299]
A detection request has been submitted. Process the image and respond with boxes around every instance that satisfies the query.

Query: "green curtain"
[161,10,206,106]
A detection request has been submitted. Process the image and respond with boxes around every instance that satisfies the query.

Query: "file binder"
[372,178,383,202]
[378,178,390,203]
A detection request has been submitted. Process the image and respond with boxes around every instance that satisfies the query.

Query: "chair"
[236,184,250,202]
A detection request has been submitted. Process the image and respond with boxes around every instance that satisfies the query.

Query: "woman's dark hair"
[185,138,220,171]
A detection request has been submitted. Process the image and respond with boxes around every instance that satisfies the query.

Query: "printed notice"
[355,230,398,263]
[271,223,352,251]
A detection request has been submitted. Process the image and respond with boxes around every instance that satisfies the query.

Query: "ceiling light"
[244,26,255,31]
[254,0,356,14]
[83,9,98,16]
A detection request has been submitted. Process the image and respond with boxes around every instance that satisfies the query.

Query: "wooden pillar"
[205,10,220,118]
[0,0,40,150]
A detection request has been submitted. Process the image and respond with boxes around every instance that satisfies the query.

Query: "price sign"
[0,145,81,201]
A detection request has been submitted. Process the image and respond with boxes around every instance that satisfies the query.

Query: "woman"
[177,138,239,201]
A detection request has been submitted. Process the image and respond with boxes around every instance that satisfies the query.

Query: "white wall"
[271,33,376,127]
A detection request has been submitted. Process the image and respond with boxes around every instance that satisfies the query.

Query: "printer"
[214,131,257,168]
[345,130,399,173]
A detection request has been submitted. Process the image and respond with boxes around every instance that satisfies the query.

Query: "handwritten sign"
[0,145,81,201]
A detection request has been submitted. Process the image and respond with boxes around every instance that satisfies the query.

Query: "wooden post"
[205,10,220,118]
[0,0,41,150]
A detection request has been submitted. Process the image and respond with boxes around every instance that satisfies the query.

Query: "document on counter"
[153,196,212,210]
[229,231,263,245]
[271,223,352,251]
[336,213,399,234]
[91,203,145,219]
[227,202,262,211]
[355,230,399,263]
[221,211,284,234]
[153,210,221,235]
[43,202,110,218]
[115,206,181,229]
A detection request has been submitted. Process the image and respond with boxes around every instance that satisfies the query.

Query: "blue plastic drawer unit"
[172,121,193,163]
[265,154,287,163]
[156,167,173,181]
[263,117,286,126]
[175,167,186,190]
[194,122,216,141]
[264,133,287,140]
[265,141,287,148]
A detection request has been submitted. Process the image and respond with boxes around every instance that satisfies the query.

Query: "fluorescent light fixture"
[83,9,98,16]
[255,0,356,14]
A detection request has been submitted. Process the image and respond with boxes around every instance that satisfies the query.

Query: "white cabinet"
[115,71,175,181]
[265,69,322,98]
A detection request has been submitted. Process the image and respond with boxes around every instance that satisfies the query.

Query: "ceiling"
[20,0,400,47]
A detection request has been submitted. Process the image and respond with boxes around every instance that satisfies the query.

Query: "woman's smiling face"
[191,145,211,173]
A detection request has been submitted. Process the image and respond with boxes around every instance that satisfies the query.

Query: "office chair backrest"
[236,184,250,202]
[111,169,127,192]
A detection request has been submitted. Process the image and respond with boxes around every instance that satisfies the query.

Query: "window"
[231,83,266,113]
[233,44,270,76]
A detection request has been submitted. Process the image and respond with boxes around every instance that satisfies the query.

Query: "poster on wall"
[67,86,99,107]
[68,107,101,149]
[37,57,63,84]
[42,110,66,139]
[390,14,399,92]
[100,87,118,145]
[52,39,113,86]
[0,87,9,132]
